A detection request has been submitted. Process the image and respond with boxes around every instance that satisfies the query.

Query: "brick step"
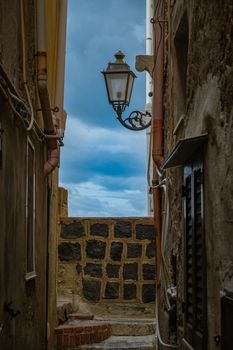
[77,335,156,349]
[55,322,112,349]
[69,313,95,321]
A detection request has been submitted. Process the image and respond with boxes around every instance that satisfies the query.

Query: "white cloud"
[62,116,147,162]
[61,179,147,217]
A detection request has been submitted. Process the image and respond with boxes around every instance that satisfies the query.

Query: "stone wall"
[57,217,156,315]
[160,0,233,349]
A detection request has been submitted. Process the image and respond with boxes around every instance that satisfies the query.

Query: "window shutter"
[222,292,233,349]
[184,156,206,350]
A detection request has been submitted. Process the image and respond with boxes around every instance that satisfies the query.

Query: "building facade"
[0,1,67,349]
[151,0,233,349]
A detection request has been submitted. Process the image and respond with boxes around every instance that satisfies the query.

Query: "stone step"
[69,313,95,321]
[95,318,156,336]
[77,335,156,350]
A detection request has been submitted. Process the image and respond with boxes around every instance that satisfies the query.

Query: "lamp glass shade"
[104,70,135,106]
[105,72,129,103]
[126,73,135,104]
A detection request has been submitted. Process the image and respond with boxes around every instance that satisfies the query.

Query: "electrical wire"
[155,285,177,348]
[20,0,34,131]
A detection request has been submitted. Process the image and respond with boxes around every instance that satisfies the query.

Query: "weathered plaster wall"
[162,0,233,349]
[0,1,63,350]
[0,1,48,349]
[57,217,156,318]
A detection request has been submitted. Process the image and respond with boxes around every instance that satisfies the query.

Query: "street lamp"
[102,51,151,131]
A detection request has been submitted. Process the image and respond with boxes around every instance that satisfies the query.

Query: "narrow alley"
[0,1,233,350]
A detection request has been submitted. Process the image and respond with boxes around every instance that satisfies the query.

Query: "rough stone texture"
[110,242,123,261]
[84,263,102,278]
[57,301,73,325]
[106,264,121,278]
[86,240,106,260]
[123,263,138,281]
[136,225,154,240]
[109,320,156,336]
[114,221,132,238]
[77,335,156,349]
[58,243,81,261]
[127,243,142,258]
[90,223,109,238]
[57,217,155,312]
[143,264,156,280]
[61,221,85,239]
[142,285,155,303]
[76,263,82,274]
[104,282,119,299]
[124,284,137,300]
[146,241,156,258]
[58,187,68,217]
[159,1,233,348]
[82,279,101,301]
[57,264,80,296]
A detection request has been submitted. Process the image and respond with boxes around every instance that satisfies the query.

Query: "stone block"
[136,224,154,240]
[106,264,120,278]
[143,264,156,280]
[82,279,101,301]
[84,263,102,278]
[123,283,137,300]
[127,243,142,258]
[61,221,85,239]
[123,263,138,280]
[142,284,155,303]
[90,223,109,238]
[86,240,106,260]
[114,221,132,238]
[104,282,119,299]
[110,242,123,261]
[76,263,82,274]
[58,243,81,261]
[146,241,156,258]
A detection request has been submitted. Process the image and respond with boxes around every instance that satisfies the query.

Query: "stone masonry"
[57,217,156,308]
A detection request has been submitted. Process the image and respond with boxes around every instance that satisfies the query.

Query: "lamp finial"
[114,50,125,63]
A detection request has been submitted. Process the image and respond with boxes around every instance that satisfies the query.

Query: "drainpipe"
[37,0,59,176]
[152,0,165,285]
[146,0,154,216]
[54,0,67,139]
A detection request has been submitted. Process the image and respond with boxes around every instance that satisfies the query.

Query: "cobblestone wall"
[57,217,156,307]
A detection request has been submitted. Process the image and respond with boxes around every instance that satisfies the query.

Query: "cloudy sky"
[60,0,148,217]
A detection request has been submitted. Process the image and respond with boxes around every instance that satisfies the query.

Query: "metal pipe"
[146,0,154,216]
[54,0,67,139]
[152,0,165,285]
[36,0,59,176]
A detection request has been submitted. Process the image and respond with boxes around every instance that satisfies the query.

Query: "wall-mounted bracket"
[135,55,154,78]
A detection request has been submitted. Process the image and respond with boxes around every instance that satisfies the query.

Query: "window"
[183,153,207,350]
[26,138,36,279]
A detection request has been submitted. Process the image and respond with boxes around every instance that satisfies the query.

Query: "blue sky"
[60,0,148,217]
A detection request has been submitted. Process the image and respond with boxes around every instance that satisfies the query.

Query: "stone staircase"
[55,313,156,349]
